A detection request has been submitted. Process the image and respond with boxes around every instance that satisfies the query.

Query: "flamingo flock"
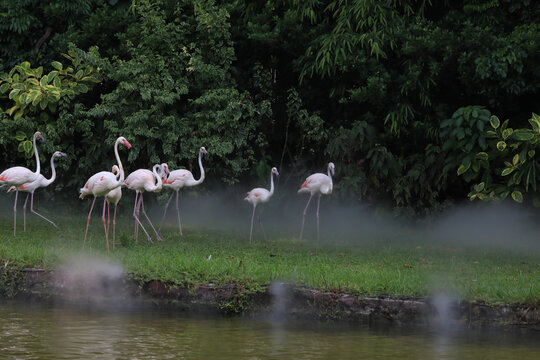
[1,132,336,249]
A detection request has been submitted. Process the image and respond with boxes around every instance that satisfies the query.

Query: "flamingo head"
[7,186,16,193]
[271,167,279,177]
[111,165,120,175]
[53,151,68,158]
[34,131,45,143]
[328,162,335,176]
[118,136,132,149]
[200,146,207,156]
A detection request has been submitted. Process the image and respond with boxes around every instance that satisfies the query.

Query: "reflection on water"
[1,300,539,359]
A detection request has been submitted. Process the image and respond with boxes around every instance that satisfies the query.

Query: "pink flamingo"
[244,167,279,243]
[80,136,131,253]
[0,131,45,236]
[298,162,335,241]
[125,163,169,243]
[105,165,122,250]
[7,151,67,231]
[159,146,207,235]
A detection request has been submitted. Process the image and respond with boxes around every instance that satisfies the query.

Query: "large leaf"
[511,190,523,203]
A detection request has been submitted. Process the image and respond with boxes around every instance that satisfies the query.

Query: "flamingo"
[80,136,131,253]
[105,165,122,250]
[244,167,279,243]
[7,151,67,231]
[159,146,207,235]
[298,162,335,241]
[125,163,169,243]
[0,131,45,236]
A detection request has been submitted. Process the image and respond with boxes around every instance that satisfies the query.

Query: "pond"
[1,300,539,359]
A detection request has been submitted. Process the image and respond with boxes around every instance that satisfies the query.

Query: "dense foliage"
[0,0,539,215]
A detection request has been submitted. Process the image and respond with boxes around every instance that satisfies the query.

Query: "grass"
[0,212,539,306]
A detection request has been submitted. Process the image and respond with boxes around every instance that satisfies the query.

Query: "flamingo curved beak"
[59,152,68,157]
[124,140,132,149]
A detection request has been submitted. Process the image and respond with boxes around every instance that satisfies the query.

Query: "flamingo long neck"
[42,155,57,187]
[32,133,41,177]
[269,171,275,196]
[327,165,334,191]
[193,150,205,185]
[152,165,163,190]
[114,139,125,184]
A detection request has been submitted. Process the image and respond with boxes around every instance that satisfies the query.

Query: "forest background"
[0,0,539,217]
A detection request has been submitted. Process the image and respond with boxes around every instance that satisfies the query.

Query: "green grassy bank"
[0,215,539,306]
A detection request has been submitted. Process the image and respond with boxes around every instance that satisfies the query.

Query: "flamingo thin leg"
[133,192,140,243]
[175,190,183,236]
[158,192,174,231]
[140,196,162,241]
[316,195,321,241]
[83,196,97,246]
[30,193,58,229]
[13,189,19,237]
[102,198,110,253]
[299,194,313,241]
[249,205,256,243]
[113,204,118,249]
[133,193,153,243]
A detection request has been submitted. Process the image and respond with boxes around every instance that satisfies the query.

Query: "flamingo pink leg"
[133,192,153,243]
[83,196,97,246]
[133,192,140,243]
[106,201,110,237]
[113,204,118,249]
[102,198,110,253]
[249,205,256,243]
[13,189,19,237]
[30,193,58,229]
[158,192,174,231]
[316,195,321,241]
[299,194,313,241]
[140,195,162,241]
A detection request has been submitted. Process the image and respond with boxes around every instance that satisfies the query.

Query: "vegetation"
[0,0,539,215]
[0,217,538,306]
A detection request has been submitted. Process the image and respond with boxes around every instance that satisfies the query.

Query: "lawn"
[0,205,539,306]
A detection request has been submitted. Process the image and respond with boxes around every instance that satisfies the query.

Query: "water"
[1,300,539,359]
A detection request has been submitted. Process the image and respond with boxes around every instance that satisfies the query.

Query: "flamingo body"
[7,151,67,230]
[244,167,279,243]
[80,136,131,253]
[160,147,207,235]
[298,162,335,241]
[126,164,169,243]
[0,131,44,236]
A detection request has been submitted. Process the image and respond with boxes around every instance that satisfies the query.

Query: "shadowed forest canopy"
[0,0,539,216]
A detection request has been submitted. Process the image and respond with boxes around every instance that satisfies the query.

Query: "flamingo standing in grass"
[125,163,169,243]
[0,131,45,236]
[244,167,279,243]
[159,146,207,235]
[80,136,131,253]
[105,165,122,249]
[298,162,335,241]
[7,151,67,231]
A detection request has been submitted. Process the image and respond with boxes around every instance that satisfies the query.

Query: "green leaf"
[501,167,514,176]
[490,115,500,129]
[23,140,32,153]
[51,61,63,71]
[511,190,523,203]
[496,141,507,151]
[457,162,470,175]
[511,129,535,141]
[15,131,26,141]
[528,150,535,158]
[476,152,488,160]
[39,75,49,87]
[0,82,10,94]
[513,154,519,165]
[474,182,485,192]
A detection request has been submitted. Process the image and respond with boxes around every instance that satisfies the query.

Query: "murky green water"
[1,300,539,359]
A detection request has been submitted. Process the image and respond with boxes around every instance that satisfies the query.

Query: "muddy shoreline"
[1,267,539,329]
